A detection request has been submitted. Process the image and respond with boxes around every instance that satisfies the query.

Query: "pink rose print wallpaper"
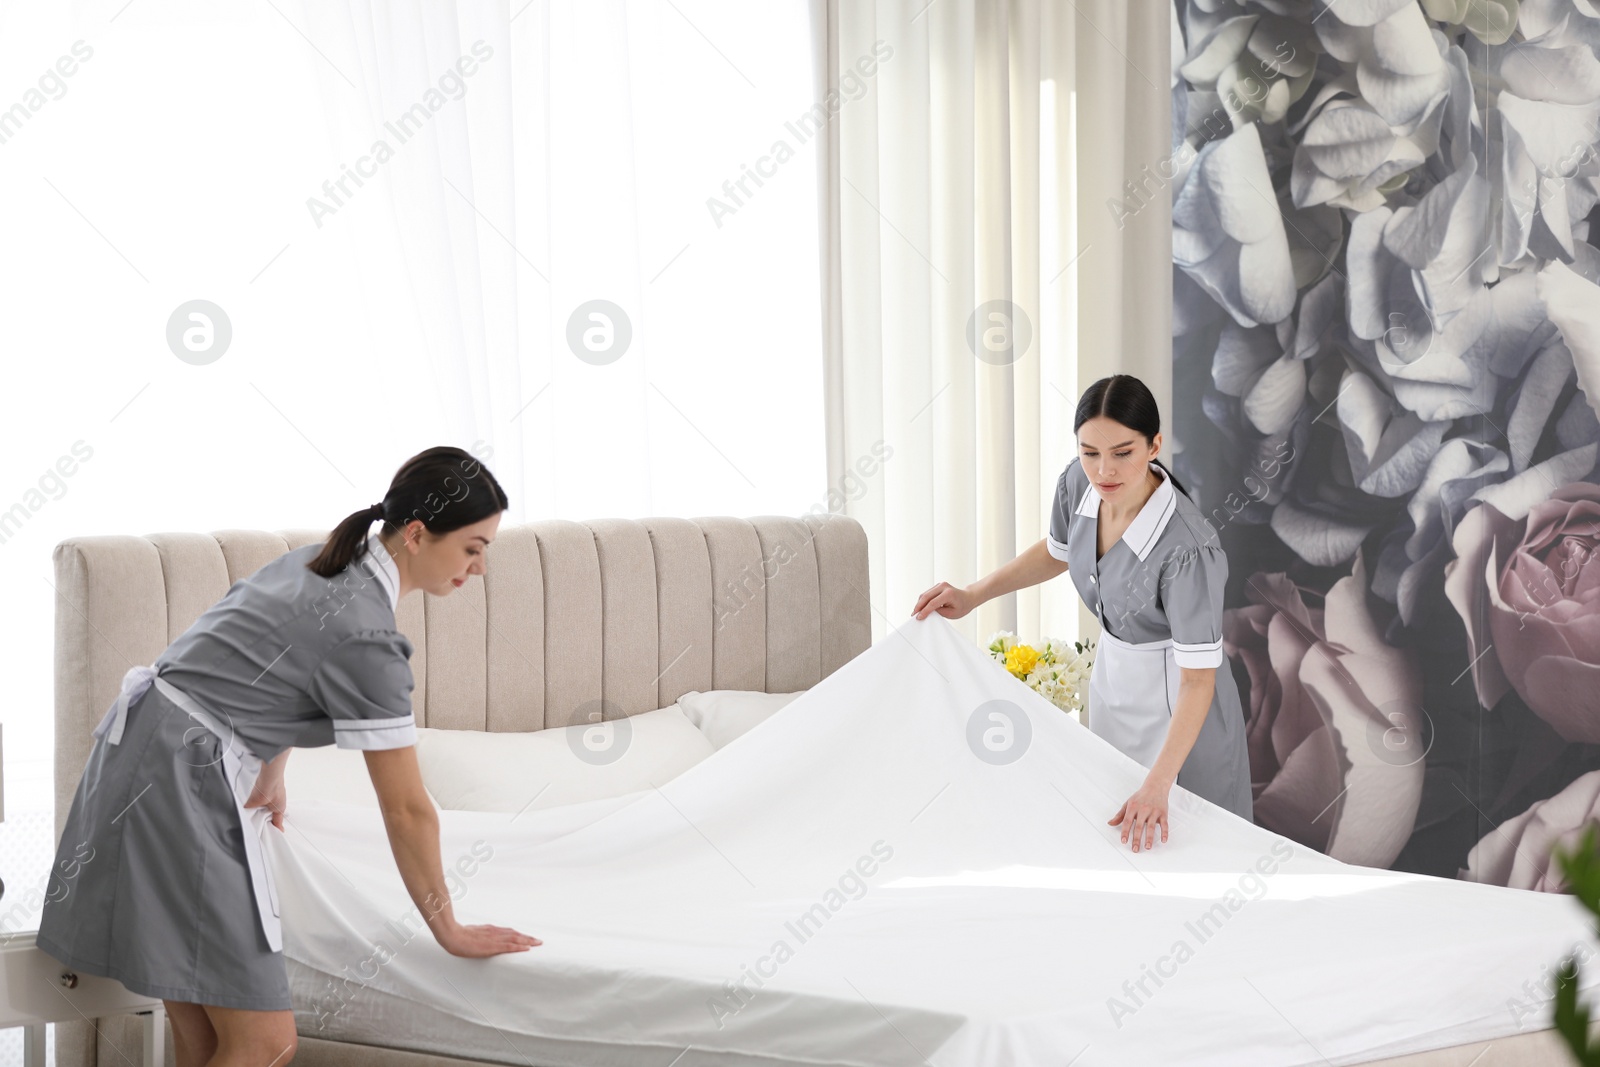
[1170,0,1600,885]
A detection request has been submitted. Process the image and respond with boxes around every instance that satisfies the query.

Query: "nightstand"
[1,931,165,1067]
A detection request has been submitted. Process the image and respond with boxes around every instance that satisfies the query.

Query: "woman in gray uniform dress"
[913,375,1252,850]
[38,446,539,1066]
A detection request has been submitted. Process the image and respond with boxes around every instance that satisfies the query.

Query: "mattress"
[283,959,1595,1067]
[266,615,1600,1066]
[286,954,870,1067]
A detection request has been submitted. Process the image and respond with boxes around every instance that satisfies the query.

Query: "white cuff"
[333,715,417,750]
[1172,639,1224,669]
[1046,535,1071,563]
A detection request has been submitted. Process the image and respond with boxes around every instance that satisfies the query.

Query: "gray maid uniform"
[37,531,417,1010]
[1048,461,1253,821]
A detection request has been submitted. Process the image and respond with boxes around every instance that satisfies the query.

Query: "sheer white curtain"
[814,0,1173,647]
[286,0,530,498]
[288,0,828,522]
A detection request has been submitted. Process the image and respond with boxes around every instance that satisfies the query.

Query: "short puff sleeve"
[307,629,418,750]
[1047,465,1077,563]
[1159,543,1228,669]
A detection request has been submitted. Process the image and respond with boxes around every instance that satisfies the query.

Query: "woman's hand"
[434,920,542,957]
[244,748,292,831]
[364,747,542,959]
[243,775,287,832]
[1108,775,1172,852]
[912,582,978,620]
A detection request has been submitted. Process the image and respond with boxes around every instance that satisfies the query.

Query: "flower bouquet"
[985,631,1094,719]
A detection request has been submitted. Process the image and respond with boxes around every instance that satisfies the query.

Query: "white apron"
[1085,628,1180,771]
[93,664,283,952]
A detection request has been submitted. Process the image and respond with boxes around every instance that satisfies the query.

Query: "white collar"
[1074,463,1178,562]
[362,531,401,611]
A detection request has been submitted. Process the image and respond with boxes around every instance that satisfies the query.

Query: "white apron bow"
[94,664,284,952]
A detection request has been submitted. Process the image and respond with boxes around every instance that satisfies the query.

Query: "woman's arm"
[1109,666,1216,851]
[972,537,1071,603]
[913,538,1070,619]
[364,746,542,957]
[1148,667,1215,787]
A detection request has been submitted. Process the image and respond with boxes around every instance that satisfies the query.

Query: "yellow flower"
[1005,644,1039,678]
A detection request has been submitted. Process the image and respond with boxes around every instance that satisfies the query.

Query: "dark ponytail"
[306,445,510,579]
[1073,374,1188,496]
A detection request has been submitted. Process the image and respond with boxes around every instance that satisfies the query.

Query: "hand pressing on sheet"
[1107,668,1213,851]
[436,921,543,958]
[365,746,544,956]
[1108,776,1171,852]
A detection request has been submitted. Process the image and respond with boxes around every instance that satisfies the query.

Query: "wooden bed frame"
[50,514,1594,1065]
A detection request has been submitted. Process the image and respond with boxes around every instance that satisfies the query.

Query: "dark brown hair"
[1073,374,1187,496]
[306,445,510,579]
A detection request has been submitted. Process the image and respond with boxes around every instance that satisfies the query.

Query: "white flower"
[1342,182,1511,423]
[1473,31,1600,266]
[981,632,1095,713]
[1187,0,1317,15]
[1357,260,1600,612]
[1179,13,1322,129]
[986,631,1018,656]
[1315,2,1452,128]
[1211,320,1308,436]
[1173,122,1299,327]
[1271,499,1382,567]
[1536,259,1600,444]
[1371,436,1508,622]
[1288,58,1456,211]
[1342,155,1490,359]
[1292,102,1418,211]
[1419,0,1519,44]
[1334,368,1452,498]
[1516,0,1600,51]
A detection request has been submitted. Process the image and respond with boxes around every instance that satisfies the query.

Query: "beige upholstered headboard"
[51,513,872,834]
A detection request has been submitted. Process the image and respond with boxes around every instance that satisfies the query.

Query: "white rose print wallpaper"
[1170,0,1600,883]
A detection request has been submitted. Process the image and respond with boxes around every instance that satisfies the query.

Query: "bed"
[50,514,1600,1066]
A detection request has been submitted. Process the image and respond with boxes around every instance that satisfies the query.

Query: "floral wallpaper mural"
[1169,0,1600,883]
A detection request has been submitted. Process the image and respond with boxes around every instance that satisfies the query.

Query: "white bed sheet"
[267,615,1600,1067]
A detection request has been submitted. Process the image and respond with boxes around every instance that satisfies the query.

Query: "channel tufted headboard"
[51,513,872,839]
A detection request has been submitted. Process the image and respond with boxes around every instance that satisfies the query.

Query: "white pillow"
[415,704,716,814]
[285,743,441,810]
[675,690,803,749]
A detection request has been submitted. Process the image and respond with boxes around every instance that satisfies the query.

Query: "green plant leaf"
[1552,823,1600,1062]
